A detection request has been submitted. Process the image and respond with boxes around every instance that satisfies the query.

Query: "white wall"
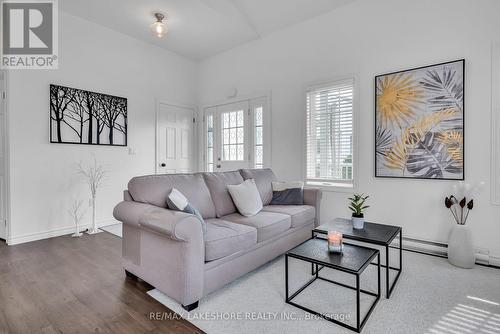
[6,12,197,244]
[198,0,500,256]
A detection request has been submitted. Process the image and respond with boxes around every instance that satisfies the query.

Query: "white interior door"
[156,102,195,174]
[214,101,250,171]
[0,73,6,240]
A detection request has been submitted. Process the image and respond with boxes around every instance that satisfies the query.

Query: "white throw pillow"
[166,188,206,233]
[227,179,263,217]
[167,188,189,210]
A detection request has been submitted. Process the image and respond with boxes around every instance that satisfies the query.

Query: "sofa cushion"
[204,219,258,261]
[262,205,315,228]
[239,168,277,205]
[203,171,244,217]
[128,173,216,219]
[222,211,291,242]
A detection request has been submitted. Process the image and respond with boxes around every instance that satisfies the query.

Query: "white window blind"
[306,79,354,186]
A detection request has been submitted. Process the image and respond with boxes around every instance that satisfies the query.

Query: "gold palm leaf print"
[447,147,463,164]
[384,139,408,172]
[406,108,457,143]
[377,73,425,128]
[437,130,462,146]
[438,130,463,164]
[384,108,458,172]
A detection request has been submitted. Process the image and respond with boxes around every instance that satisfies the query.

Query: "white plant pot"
[448,224,475,269]
[352,216,365,230]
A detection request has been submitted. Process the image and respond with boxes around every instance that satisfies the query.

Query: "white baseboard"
[7,219,118,245]
[489,255,500,267]
[401,235,500,268]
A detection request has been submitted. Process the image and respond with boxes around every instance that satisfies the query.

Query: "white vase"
[448,224,475,269]
[352,216,364,230]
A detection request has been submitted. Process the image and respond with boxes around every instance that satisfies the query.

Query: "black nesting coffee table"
[285,238,380,333]
[314,218,402,298]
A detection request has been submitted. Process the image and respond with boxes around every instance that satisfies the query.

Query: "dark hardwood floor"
[0,232,203,333]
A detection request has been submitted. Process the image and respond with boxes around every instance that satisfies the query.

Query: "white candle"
[328,231,343,253]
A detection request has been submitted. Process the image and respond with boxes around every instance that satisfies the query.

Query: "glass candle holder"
[328,231,343,253]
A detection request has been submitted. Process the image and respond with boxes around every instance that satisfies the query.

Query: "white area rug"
[100,222,122,237]
[147,250,500,334]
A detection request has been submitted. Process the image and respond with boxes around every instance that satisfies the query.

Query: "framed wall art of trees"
[50,84,127,146]
[375,59,464,180]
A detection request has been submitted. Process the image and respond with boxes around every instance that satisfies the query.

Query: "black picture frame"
[374,59,465,181]
[49,84,127,146]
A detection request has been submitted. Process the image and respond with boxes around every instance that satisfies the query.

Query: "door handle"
[160,163,166,167]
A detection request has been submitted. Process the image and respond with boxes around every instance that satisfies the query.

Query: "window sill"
[305,181,355,193]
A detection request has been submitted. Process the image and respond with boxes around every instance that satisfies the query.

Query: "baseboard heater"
[395,236,500,268]
[399,236,447,257]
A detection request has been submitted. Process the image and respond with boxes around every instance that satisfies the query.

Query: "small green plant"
[348,194,369,218]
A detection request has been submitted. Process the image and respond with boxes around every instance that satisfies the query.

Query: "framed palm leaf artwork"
[375,59,465,180]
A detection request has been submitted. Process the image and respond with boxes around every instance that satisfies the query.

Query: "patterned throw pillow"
[166,188,206,232]
[270,181,304,205]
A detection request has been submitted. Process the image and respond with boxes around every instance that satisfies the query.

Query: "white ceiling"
[60,0,357,60]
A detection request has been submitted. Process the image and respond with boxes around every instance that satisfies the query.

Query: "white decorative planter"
[448,224,475,269]
[352,216,365,230]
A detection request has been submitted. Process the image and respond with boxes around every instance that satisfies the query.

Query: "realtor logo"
[1,0,58,69]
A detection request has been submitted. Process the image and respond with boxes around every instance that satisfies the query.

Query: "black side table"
[285,238,380,333]
[314,218,402,298]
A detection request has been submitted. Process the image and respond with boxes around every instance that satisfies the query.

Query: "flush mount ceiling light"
[150,13,167,38]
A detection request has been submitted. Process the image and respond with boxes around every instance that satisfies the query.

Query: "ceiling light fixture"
[150,13,167,38]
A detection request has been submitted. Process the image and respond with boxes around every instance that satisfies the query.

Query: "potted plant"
[348,194,369,230]
[444,195,475,268]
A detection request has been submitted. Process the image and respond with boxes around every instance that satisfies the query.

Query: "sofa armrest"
[114,200,205,307]
[113,201,203,241]
[304,188,322,226]
[139,208,202,241]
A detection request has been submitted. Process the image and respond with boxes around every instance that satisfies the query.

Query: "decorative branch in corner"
[77,156,107,235]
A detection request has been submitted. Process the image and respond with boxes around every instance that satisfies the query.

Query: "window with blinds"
[306,79,354,187]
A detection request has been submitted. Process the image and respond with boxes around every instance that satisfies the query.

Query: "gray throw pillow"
[270,181,304,205]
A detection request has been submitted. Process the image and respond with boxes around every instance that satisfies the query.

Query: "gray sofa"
[113,168,322,311]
